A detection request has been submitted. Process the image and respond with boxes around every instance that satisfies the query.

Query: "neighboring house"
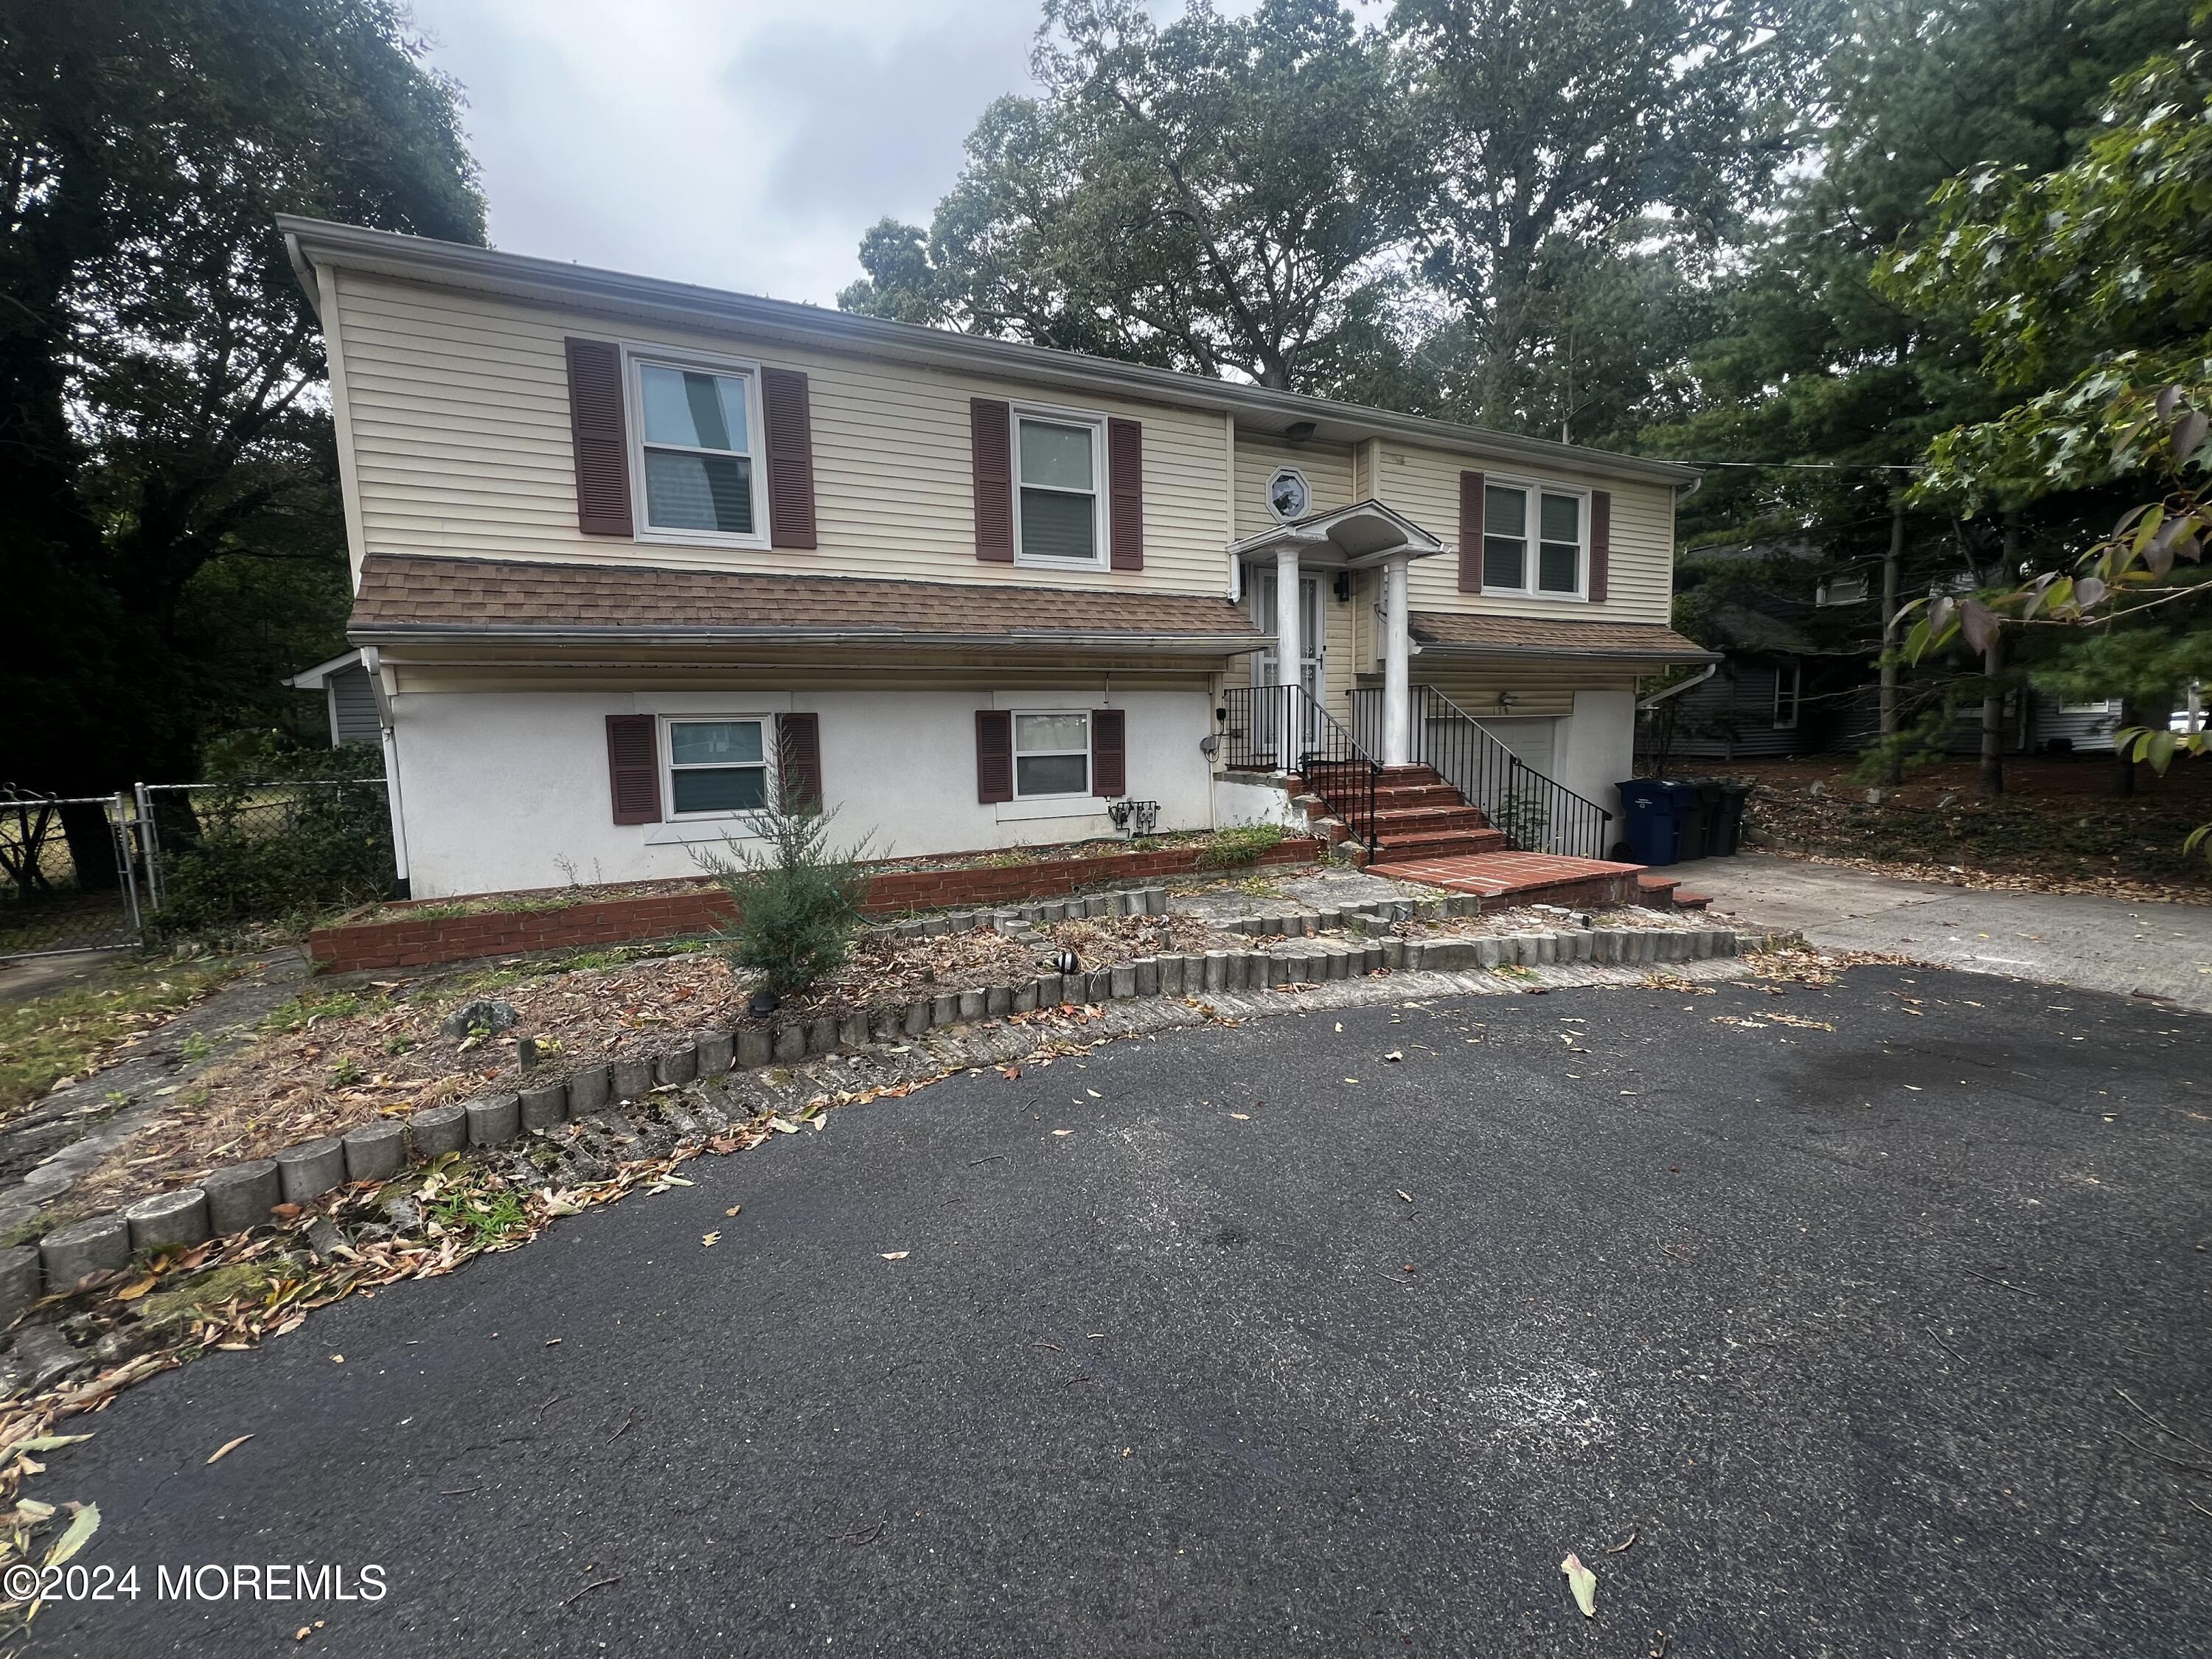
[1649,539,2126,762]
[279,217,1712,899]
[288,650,382,747]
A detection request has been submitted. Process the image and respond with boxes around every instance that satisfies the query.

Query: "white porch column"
[1380,554,1412,768]
[1273,545,1301,771]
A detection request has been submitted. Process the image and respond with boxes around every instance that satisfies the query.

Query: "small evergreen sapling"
[699,763,871,999]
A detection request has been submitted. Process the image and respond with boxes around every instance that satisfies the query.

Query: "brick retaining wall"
[307,838,1323,974]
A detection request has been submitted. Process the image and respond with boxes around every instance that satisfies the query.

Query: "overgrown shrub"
[699,782,871,997]
[1197,822,1285,868]
[152,779,395,937]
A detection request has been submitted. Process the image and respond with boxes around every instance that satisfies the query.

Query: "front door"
[1248,569,1324,696]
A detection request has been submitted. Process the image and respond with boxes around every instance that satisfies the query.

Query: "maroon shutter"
[1107,418,1144,571]
[776,712,822,809]
[605,714,661,824]
[761,367,818,549]
[1588,489,1611,602]
[566,338,633,538]
[1458,470,1484,594]
[1091,708,1126,797]
[975,710,1013,802]
[971,399,1015,562]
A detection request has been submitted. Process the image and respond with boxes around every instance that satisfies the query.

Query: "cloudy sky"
[406,0,1053,306]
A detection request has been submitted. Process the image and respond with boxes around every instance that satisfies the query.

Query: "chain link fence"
[1,779,394,961]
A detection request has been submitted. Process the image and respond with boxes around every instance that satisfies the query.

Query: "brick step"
[1635,873,1681,908]
[1370,829,1511,860]
[1304,762,1441,788]
[1338,801,1492,832]
[1672,889,1711,911]
[1358,784,1472,811]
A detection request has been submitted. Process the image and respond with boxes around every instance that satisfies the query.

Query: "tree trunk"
[1979,515,2016,797]
[58,800,119,891]
[1879,496,1904,784]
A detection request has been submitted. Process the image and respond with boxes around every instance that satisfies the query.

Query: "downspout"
[1636,662,1717,710]
[360,645,411,900]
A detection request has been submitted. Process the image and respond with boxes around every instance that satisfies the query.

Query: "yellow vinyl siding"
[1232,432,1353,538]
[1320,576,1356,712]
[1387,661,1645,722]
[1371,444,1675,625]
[331,273,1231,594]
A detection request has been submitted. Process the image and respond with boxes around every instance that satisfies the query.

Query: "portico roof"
[1228,499,1447,568]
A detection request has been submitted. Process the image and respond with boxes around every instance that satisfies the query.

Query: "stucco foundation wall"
[1211,774,1301,829]
[1551,688,1636,832]
[393,686,1217,898]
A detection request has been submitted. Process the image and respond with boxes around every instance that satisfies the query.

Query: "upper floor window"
[2059,696,2117,714]
[1818,574,1870,605]
[631,353,769,546]
[1015,412,1104,567]
[1773,664,1802,730]
[1483,481,1585,598]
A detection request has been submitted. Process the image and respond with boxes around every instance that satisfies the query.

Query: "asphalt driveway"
[21,964,2212,1658]
[1677,852,2212,1012]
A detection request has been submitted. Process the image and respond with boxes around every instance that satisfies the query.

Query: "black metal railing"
[1220,683,1380,860]
[1347,685,1614,860]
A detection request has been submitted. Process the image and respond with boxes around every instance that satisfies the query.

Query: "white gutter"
[1636,662,1719,710]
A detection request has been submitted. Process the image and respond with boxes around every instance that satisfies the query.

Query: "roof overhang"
[1229,499,1447,569]
[348,624,1265,658]
[279,215,1700,490]
[1416,640,1724,664]
[286,649,365,689]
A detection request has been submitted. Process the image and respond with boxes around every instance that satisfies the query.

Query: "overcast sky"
[407,0,1051,306]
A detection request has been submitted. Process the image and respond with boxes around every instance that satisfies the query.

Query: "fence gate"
[0,793,145,961]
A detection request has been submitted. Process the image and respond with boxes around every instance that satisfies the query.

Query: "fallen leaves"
[1561,1551,1597,1618]
[880,1251,909,1261]
[700,1232,720,1248]
[206,1434,253,1465]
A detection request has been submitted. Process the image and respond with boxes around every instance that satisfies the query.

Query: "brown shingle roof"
[1410,611,1718,661]
[350,555,1262,644]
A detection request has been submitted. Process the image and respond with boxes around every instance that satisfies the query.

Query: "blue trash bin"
[1615,779,1683,866]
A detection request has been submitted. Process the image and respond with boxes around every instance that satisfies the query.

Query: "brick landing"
[1368,849,1646,911]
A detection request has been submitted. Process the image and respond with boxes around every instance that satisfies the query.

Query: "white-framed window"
[2059,696,2117,714]
[1818,574,1871,605]
[1013,406,1106,568]
[627,347,771,547]
[1481,480,1587,598]
[1773,664,1802,730]
[664,717,771,816]
[1267,466,1311,522]
[1013,711,1090,799]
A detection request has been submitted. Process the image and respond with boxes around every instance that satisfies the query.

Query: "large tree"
[1393,0,1832,433]
[841,0,1428,399]
[0,0,483,814]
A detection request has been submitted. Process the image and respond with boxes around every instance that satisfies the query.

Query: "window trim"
[2058,696,2118,714]
[622,343,773,550]
[661,714,775,820]
[1772,664,1803,731]
[1010,402,1108,571]
[1818,574,1871,606]
[1478,476,1590,602]
[1011,708,1092,800]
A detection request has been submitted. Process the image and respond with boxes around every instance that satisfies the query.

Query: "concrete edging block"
[737,1028,774,1068]
[807,1015,840,1055]
[697,1031,735,1074]
[608,1057,653,1101]
[773,1023,808,1063]
[657,1043,700,1087]
[276,1137,347,1203]
[41,1214,128,1293]
[517,1085,568,1133]
[566,1065,611,1116]
[407,1105,467,1158]
[0,1245,39,1327]
[201,1160,281,1235]
[464,1095,521,1147]
[344,1121,408,1179]
[124,1188,209,1253]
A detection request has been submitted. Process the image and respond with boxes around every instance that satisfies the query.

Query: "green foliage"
[330,1055,366,1087]
[199,730,385,783]
[1,0,484,790]
[0,956,233,1118]
[700,784,871,998]
[1492,790,1551,852]
[1197,823,1285,868]
[153,782,396,937]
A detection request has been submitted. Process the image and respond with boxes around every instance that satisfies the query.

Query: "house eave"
[279,216,1701,489]
[1413,640,1725,665]
[347,623,1266,656]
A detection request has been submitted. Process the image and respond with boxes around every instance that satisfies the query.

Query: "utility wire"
[1666,458,1925,473]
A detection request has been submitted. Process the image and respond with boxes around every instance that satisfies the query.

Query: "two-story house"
[279,217,1714,900]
